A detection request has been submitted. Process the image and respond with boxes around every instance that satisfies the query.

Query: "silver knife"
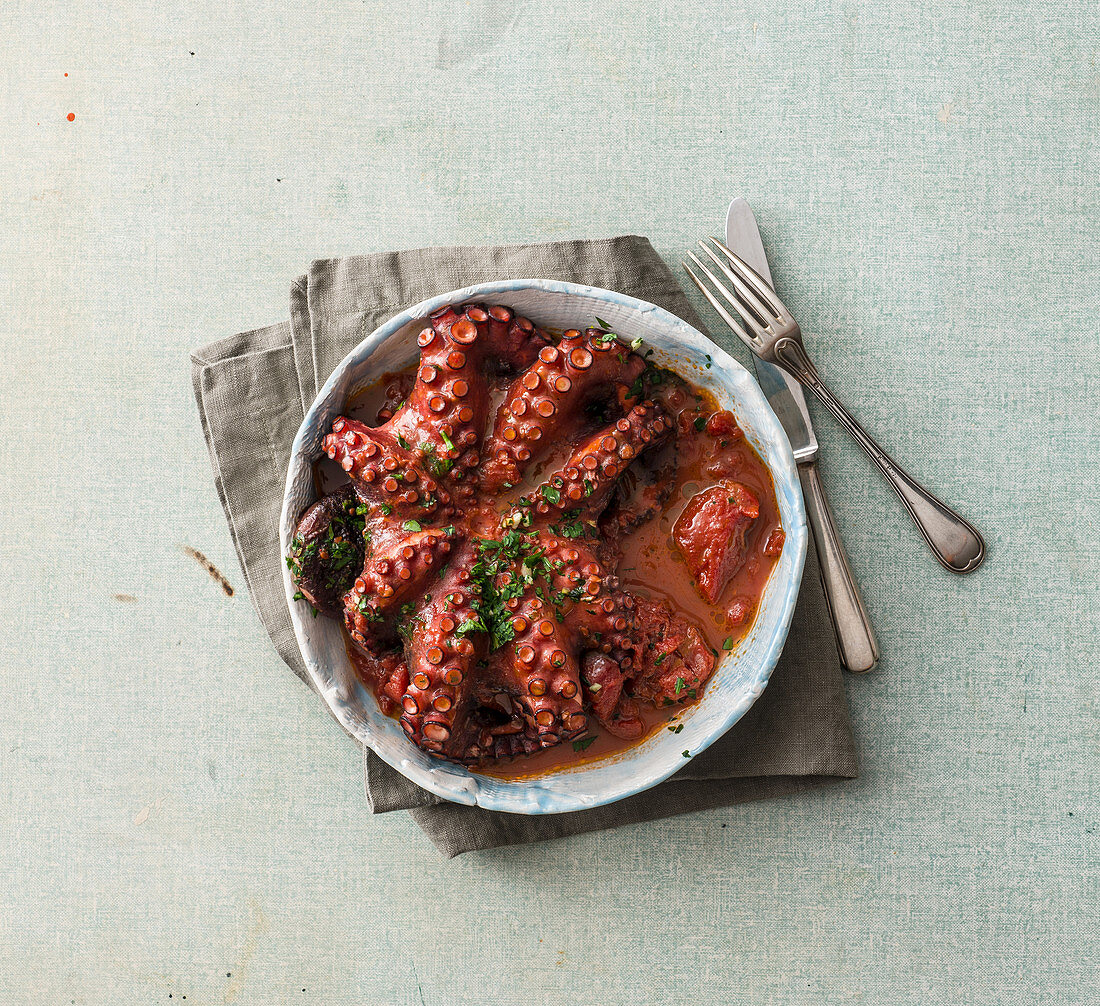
[726,198,878,673]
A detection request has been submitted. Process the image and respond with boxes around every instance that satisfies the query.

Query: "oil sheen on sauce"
[329,363,783,779]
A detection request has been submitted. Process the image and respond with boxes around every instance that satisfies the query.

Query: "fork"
[684,237,985,574]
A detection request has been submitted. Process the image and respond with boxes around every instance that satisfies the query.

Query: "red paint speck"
[67,112,75,121]
[64,72,68,77]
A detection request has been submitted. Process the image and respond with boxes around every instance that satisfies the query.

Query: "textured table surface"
[2,2,1097,1003]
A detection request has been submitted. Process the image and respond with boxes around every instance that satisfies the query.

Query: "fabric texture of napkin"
[190,236,858,858]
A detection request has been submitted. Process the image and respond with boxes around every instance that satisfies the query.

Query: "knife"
[725,198,878,674]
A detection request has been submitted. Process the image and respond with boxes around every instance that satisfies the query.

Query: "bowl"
[280,279,807,814]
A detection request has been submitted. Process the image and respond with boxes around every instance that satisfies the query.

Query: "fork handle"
[798,460,879,673]
[775,338,986,574]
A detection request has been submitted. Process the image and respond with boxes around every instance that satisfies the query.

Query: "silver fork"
[684,237,985,574]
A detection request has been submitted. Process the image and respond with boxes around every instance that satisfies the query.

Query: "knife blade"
[724,197,878,673]
[724,199,818,461]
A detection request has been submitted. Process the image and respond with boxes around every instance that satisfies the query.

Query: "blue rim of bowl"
[280,278,807,814]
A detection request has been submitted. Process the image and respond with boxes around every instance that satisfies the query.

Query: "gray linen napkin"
[190,236,858,857]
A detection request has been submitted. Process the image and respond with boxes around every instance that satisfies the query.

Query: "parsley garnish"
[722,637,734,650]
[694,416,706,431]
[456,616,486,636]
[467,531,575,651]
[573,736,597,752]
[595,316,612,330]
[396,434,409,449]
[550,518,585,539]
[675,677,686,694]
[403,519,422,532]
[541,485,562,505]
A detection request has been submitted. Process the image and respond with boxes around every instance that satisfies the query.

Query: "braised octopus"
[287,302,784,770]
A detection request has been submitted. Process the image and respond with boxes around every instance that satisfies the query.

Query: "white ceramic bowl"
[280,279,807,814]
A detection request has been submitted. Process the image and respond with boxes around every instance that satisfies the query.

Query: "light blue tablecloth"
[1,2,1096,1002]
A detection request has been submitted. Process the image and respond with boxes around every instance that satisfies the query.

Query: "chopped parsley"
[594,316,612,330]
[541,485,562,505]
[467,530,580,650]
[550,516,586,540]
[693,416,706,431]
[394,601,418,640]
[456,616,486,636]
[675,676,686,694]
[355,594,383,622]
[722,637,734,650]
[573,736,597,753]
[403,519,422,532]
[396,434,410,449]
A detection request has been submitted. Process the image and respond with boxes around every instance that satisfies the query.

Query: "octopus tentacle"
[482,304,549,372]
[481,329,647,492]
[323,418,451,520]
[342,527,456,648]
[491,576,587,747]
[549,539,637,661]
[504,402,672,528]
[386,313,486,498]
[388,304,548,499]
[398,573,483,756]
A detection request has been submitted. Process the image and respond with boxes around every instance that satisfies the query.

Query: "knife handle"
[797,459,879,674]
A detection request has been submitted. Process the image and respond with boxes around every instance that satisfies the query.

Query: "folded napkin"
[190,236,858,857]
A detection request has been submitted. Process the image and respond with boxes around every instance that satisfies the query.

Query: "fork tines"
[682,237,787,353]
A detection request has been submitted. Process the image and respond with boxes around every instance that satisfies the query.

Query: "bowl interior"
[280,279,807,814]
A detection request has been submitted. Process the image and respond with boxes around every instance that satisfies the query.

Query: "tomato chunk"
[673,481,759,603]
[630,599,715,706]
[704,410,744,439]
